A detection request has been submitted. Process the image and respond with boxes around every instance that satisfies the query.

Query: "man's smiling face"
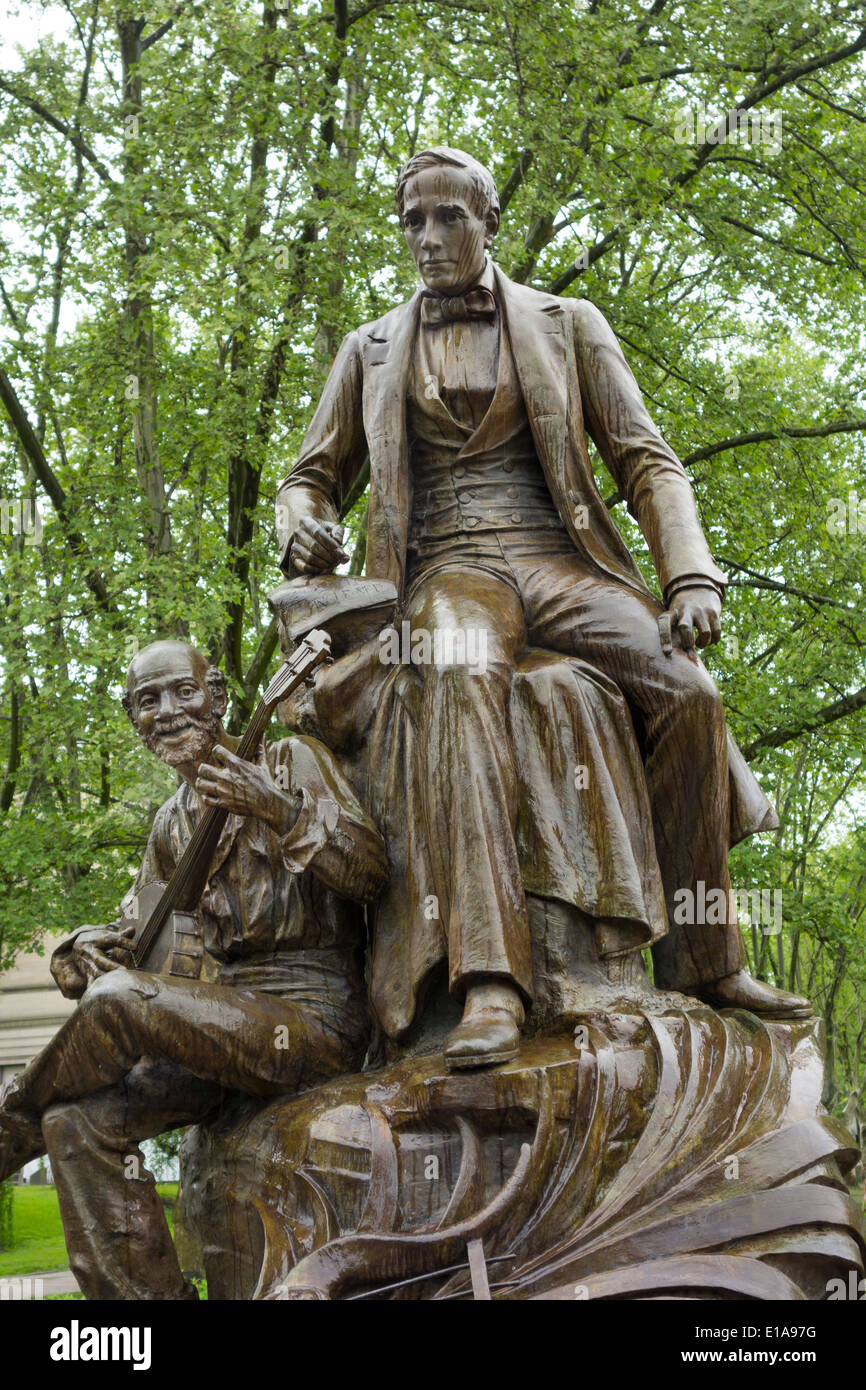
[400,164,498,294]
[127,643,224,771]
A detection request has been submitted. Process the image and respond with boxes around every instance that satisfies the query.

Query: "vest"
[407,315,567,543]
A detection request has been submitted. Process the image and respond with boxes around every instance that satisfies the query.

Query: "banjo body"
[127,880,204,979]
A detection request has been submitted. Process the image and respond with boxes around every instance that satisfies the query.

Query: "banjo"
[124,630,332,979]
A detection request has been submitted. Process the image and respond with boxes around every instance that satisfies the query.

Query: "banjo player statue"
[0,639,386,1299]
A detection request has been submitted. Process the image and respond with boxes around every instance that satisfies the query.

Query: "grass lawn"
[0,1182,178,1277]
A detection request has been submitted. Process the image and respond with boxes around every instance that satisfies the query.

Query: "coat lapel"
[361,291,422,581]
[496,265,568,489]
[497,266,651,598]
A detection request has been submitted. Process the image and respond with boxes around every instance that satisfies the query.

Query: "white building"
[0,939,76,1179]
[0,938,76,1087]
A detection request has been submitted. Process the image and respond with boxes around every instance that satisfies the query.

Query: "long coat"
[276,263,728,604]
[275,268,778,1035]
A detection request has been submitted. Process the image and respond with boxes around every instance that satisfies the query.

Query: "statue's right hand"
[72,925,136,985]
[290,517,349,575]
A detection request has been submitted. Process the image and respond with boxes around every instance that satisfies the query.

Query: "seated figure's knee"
[673,659,725,725]
[80,966,155,1020]
[84,965,133,1003]
[417,630,508,700]
[42,1099,87,1161]
[514,654,623,711]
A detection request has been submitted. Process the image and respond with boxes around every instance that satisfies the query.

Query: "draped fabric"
[180,1011,865,1301]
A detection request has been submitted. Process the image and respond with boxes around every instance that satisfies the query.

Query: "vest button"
[466,516,479,528]
[503,461,514,473]
[511,512,522,524]
[507,486,518,500]
[454,465,466,478]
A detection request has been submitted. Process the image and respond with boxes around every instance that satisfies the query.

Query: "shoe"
[0,1108,44,1182]
[697,969,813,1020]
[444,1008,521,1070]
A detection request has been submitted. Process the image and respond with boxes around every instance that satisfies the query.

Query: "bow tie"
[420,285,497,327]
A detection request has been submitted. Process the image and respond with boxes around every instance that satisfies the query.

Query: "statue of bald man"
[0,640,386,1299]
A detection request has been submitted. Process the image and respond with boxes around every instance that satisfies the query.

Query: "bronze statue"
[275,146,810,1070]
[0,149,859,1305]
[0,639,386,1299]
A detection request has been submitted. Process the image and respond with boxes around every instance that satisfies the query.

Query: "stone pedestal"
[179,1006,864,1300]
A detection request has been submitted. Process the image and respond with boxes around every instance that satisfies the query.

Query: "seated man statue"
[0,639,386,1300]
[275,145,809,1072]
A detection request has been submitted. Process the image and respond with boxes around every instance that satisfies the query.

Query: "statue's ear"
[207,668,228,720]
[121,691,137,728]
[484,205,500,246]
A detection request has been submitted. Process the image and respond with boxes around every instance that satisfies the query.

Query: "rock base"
[179,1007,864,1300]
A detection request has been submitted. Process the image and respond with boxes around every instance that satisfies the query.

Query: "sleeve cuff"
[280,786,341,874]
[664,574,727,605]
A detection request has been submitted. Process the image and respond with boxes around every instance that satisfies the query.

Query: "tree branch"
[719,559,855,611]
[745,686,866,760]
[683,418,866,467]
[499,149,533,214]
[0,365,116,614]
[545,25,866,295]
[712,211,838,269]
[0,683,20,813]
[0,76,115,185]
[602,418,866,511]
[239,621,279,713]
[345,0,393,26]
[141,3,186,50]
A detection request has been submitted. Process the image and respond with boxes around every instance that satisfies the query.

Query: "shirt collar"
[418,256,497,301]
[477,257,496,296]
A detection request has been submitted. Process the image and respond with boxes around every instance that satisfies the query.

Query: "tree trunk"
[118,15,173,566]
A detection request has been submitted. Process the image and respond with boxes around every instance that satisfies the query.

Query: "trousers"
[405,532,745,1001]
[3,966,368,1299]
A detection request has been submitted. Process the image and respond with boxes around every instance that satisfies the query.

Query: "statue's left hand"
[196,745,302,834]
[56,924,136,995]
[664,586,722,653]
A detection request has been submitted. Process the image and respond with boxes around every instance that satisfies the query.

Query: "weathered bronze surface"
[181,1007,862,1301]
[274,146,811,1063]
[2,147,863,1301]
[0,638,386,1298]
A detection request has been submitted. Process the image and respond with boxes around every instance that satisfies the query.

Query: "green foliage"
[0,2,864,1124]
[0,1179,13,1251]
[0,1184,67,1275]
[144,1128,183,1182]
[0,1181,180,1277]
